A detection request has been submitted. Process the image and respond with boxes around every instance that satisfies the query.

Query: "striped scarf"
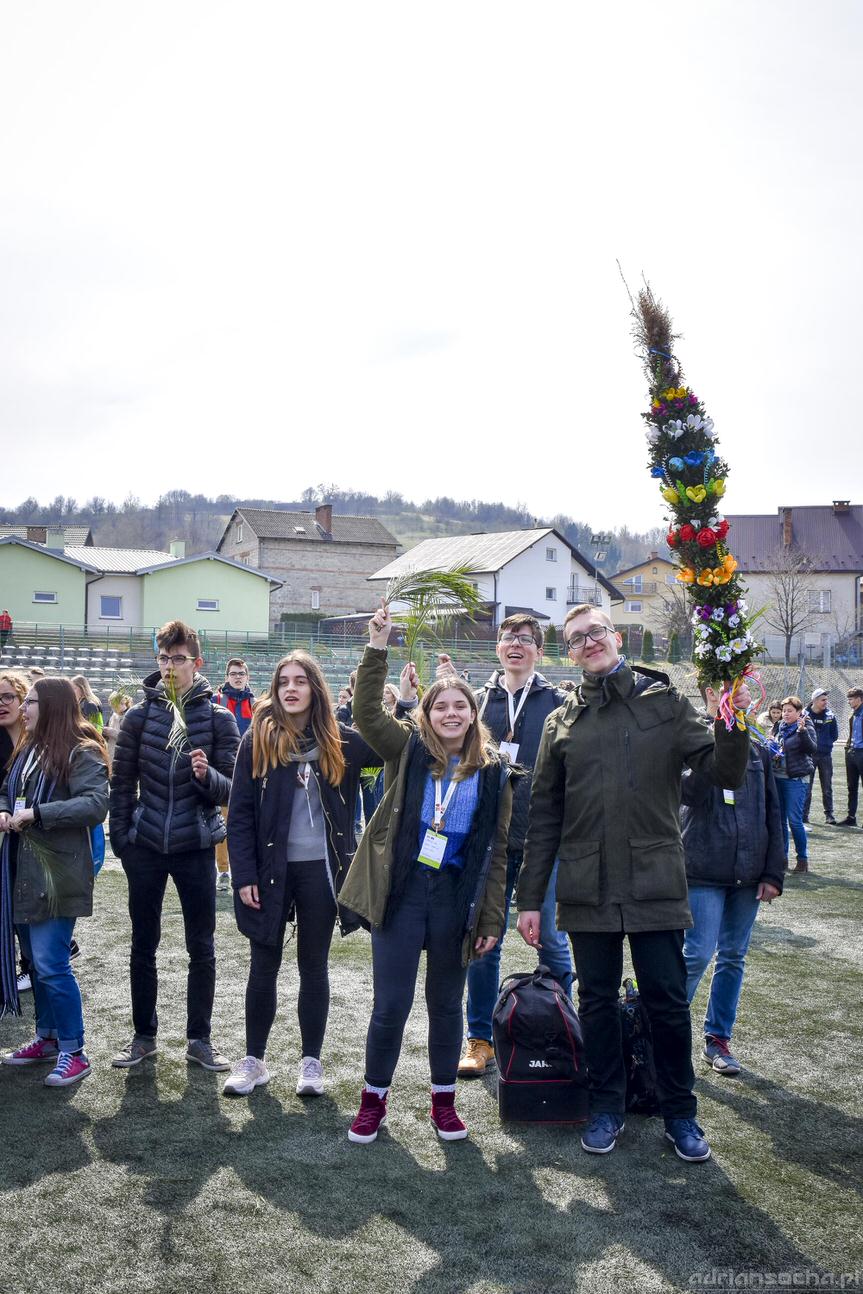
[0,748,53,1018]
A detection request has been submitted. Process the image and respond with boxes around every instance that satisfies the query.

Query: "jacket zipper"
[312,765,341,908]
[623,729,635,791]
[164,749,177,852]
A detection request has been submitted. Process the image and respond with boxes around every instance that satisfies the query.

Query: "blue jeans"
[684,884,761,1041]
[775,776,808,860]
[465,854,573,1043]
[16,918,84,1053]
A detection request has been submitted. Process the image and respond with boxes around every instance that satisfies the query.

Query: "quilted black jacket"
[109,671,240,856]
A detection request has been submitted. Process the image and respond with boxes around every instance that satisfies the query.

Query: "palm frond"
[624,273,684,393]
[23,831,68,918]
[383,565,484,617]
[162,671,191,755]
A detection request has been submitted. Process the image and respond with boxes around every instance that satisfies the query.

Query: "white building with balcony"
[368,528,623,628]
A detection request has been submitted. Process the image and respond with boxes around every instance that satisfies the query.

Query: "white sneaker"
[296,1056,324,1096]
[17,971,32,993]
[222,1055,270,1097]
[216,872,231,893]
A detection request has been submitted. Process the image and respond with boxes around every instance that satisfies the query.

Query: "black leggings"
[245,858,336,1060]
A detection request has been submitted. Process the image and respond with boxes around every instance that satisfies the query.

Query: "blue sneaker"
[581,1113,625,1155]
[664,1118,711,1162]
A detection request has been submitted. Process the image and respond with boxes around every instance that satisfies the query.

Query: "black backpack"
[619,978,660,1115]
[493,965,589,1123]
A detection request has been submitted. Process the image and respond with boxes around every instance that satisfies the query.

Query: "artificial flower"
[646,427,661,446]
[684,451,705,467]
[686,413,705,432]
[679,524,696,542]
[696,527,718,548]
[697,569,714,586]
[716,645,733,663]
[711,607,725,621]
[716,519,730,539]
[667,530,679,548]
[702,418,717,440]
[712,567,732,585]
[662,486,679,503]
[650,466,665,478]
[685,485,707,503]
[723,553,737,572]
[677,567,696,584]
[727,614,741,627]
[711,478,726,497]
[668,456,685,472]
[730,637,748,654]
[665,419,686,439]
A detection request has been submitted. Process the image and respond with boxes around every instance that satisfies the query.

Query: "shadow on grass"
[749,924,819,951]
[1,1074,93,1188]
[781,871,863,893]
[84,1068,829,1292]
[704,1071,863,1200]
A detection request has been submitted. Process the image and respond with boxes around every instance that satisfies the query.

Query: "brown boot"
[457,1038,495,1078]
[793,857,809,873]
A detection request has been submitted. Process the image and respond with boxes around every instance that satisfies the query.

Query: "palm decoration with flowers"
[628,281,762,709]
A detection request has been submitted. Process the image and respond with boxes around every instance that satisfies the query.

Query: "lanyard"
[298,762,315,828]
[433,776,460,831]
[503,673,534,741]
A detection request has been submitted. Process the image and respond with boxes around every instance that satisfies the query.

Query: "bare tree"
[761,548,821,665]
[653,584,694,649]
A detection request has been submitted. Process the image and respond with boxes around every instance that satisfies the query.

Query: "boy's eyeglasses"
[157,654,194,666]
[498,633,537,647]
[565,625,610,652]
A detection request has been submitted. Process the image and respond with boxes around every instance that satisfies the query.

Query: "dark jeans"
[245,857,337,1060]
[846,749,863,819]
[571,928,696,1120]
[365,865,468,1087]
[121,845,216,1041]
[804,752,834,819]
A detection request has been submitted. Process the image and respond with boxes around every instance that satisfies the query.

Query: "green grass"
[3,762,862,1294]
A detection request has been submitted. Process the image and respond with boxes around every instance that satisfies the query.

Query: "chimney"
[27,525,47,544]
[44,528,65,552]
[315,503,333,537]
[782,507,793,547]
[833,500,850,515]
[649,550,658,561]
[169,539,186,559]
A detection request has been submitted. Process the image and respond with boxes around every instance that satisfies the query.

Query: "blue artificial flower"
[684,451,705,467]
[650,466,665,478]
[668,457,685,472]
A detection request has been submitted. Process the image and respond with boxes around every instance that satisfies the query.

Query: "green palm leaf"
[383,566,483,683]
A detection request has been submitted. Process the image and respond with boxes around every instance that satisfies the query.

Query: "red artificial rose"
[679,524,696,543]
[667,530,678,548]
[696,527,718,548]
[716,519,730,539]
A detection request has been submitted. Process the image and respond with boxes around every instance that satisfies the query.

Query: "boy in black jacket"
[109,620,240,1071]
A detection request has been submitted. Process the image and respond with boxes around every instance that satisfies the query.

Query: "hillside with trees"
[0,486,666,573]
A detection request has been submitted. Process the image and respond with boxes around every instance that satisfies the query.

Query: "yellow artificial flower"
[697,569,715,586]
[661,487,679,504]
[723,554,738,573]
[677,567,696,584]
[712,478,726,497]
[712,568,731,585]
[685,485,707,504]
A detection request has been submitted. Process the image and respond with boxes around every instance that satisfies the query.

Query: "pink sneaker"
[2,1036,60,1066]
[430,1091,468,1141]
[348,1090,388,1143]
[44,1051,91,1087]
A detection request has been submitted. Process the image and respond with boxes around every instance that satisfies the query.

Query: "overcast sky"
[1,2,860,532]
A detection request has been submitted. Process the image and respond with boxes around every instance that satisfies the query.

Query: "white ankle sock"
[365,1083,389,1099]
[431,1083,456,1094]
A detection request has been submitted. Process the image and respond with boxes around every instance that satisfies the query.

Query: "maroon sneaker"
[430,1091,468,1141]
[348,1090,388,1144]
[2,1036,60,1066]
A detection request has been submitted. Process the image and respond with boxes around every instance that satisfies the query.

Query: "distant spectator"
[838,687,863,827]
[26,667,46,683]
[0,609,11,649]
[213,660,256,893]
[71,676,104,733]
[105,691,133,755]
[0,670,27,770]
[773,696,816,873]
[803,689,838,825]
[756,700,783,736]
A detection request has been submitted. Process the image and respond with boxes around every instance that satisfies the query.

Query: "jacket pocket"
[555,841,602,907]
[629,837,687,901]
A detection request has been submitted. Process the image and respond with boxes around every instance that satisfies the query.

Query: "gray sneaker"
[186,1039,231,1072]
[223,1055,270,1096]
[112,1035,157,1068]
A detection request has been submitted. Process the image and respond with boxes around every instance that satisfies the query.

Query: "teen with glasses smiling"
[108,620,240,1072]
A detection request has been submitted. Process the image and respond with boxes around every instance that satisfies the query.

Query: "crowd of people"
[1,609,860,1163]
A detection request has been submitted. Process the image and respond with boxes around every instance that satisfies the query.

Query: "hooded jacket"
[517,661,750,933]
[681,716,786,891]
[804,704,838,756]
[109,671,240,856]
[474,669,565,855]
[214,683,255,737]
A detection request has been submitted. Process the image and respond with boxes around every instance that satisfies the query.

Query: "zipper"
[312,765,341,905]
[164,748,177,852]
[623,729,635,791]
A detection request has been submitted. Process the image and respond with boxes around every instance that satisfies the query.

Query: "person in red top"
[214,660,255,891]
[0,610,12,649]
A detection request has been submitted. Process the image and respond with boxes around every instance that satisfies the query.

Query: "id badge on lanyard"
[500,674,534,763]
[419,776,458,870]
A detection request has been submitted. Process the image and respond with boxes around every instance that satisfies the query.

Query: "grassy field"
[3,763,862,1294]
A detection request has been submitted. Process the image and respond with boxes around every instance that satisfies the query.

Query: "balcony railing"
[621,581,659,595]
[566,586,602,606]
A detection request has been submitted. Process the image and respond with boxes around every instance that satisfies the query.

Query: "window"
[545,587,557,601]
[630,576,644,593]
[235,523,244,542]
[33,591,57,604]
[546,547,557,562]
[311,590,320,610]
[196,598,220,612]
[100,595,122,619]
[294,525,306,534]
[651,567,658,575]
[625,600,643,613]
[808,589,832,612]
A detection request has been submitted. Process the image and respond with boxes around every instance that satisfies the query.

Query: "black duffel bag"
[493,965,589,1123]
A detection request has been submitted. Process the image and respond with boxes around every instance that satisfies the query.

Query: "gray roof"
[222,508,398,547]
[725,505,863,573]
[0,524,93,545]
[65,545,176,574]
[368,529,624,601]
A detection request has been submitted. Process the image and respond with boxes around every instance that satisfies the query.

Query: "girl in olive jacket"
[340,606,512,1145]
[0,677,109,1087]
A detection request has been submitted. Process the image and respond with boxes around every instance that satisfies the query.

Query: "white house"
[367,529,623,628]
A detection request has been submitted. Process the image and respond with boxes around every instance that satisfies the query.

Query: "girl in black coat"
[223,651,381,1099]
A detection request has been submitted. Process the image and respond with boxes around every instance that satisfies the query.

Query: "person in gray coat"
[681,682,785,1078]
[0,678,109,1087]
